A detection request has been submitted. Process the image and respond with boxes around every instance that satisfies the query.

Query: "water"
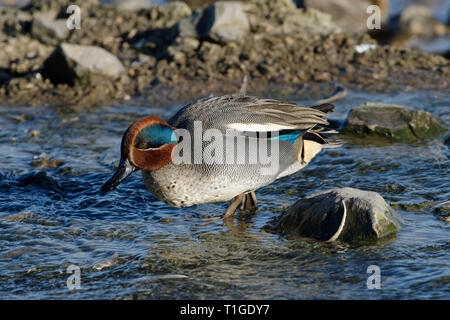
[0,88,449,299]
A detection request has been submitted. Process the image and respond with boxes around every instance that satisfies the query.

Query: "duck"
[101,93,339,217]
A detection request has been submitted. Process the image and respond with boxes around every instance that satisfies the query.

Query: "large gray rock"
[266,188,401,242]
[342,102,447,141]
[31,12,69,45]
[43,43,125,85]
[176,1,250,42]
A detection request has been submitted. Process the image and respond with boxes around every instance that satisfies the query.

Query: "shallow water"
[0,88,449,299]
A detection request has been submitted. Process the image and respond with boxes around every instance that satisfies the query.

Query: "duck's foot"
[223,191,257,218]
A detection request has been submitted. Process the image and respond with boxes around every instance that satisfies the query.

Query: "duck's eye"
[135,140,162,149]
[137,141,148,149]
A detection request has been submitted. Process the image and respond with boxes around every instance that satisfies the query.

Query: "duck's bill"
[101,158,136,193]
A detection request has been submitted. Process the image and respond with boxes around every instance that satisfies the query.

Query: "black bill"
[101,158,136,193]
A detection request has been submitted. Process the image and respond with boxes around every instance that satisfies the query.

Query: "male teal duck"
[101,94,338,217]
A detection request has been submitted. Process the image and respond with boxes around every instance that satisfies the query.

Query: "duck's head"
[101,116,177,193]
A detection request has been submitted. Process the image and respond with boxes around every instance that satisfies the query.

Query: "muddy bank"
[0,0,448,107]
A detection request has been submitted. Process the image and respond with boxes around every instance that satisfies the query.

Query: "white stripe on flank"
[227,123,297,131]
[326,200,347,242]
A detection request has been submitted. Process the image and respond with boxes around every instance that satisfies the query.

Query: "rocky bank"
[0,0,448,107]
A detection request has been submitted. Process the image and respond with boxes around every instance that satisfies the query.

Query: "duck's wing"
[168,95,330,133]
[168,95,339,183]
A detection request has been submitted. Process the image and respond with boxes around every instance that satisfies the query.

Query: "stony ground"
[0,0,448,108]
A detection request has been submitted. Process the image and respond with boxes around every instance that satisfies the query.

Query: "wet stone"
[342,102,448,142]
[444,134,450,146]
[265,187,401,243]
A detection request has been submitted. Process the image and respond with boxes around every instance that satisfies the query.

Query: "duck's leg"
[223,194,244,218]
[241,191,257,210]
[223,191,257,218]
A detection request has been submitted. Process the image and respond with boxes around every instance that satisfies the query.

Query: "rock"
[4,212,35,222]
[101,0,163,11]
[25,0,99,12]
[200,1,250,42]
[175,14,201,38]
[432,201,450,216]
[280,8,340,35]
[43,43,125,85]
[0,70,11,84]
[167,37,199,60]
[31,12,69,45]
[160,1,192,21]
[175,1,250,42]
[444,134,450,146]
[299,0,389,33]
[266,188,400,242]
[92,253,119,270]
[0,0,31,8]
[243,0,340,36]
[399,5,445,37]
[342,102,447,141]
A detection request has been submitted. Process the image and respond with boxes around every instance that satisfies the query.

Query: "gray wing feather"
[168,95,329,132]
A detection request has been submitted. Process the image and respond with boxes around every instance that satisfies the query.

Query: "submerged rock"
[43,43,125,85]
[266,188,400,242]
[93,253,119,270]
[342,102,447,141]
[444,134,450,146]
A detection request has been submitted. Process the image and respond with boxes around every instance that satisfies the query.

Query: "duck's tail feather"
[304,126,342,149]
[305,102,342,148]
